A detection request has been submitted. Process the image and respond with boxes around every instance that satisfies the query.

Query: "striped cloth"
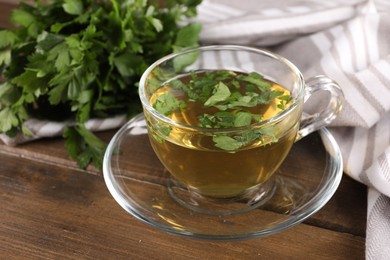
[196,0,390,258]
[0,115,128,145]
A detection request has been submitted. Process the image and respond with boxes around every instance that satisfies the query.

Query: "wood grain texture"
[0,150,365,259]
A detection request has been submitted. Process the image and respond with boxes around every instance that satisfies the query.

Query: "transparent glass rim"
[138,45,305,133]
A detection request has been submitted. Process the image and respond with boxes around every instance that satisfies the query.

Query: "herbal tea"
[146,70,298,198]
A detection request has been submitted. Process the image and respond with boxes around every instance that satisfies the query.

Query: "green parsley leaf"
[0,82,21,106]
[10,9,35,28]
[153,93,185,116]
[12,69,49,93]
[48,83,67,105]
[159,125,172,137]
[113,53,142,77]
[173,50,199,73]
[0,107,19,133]
[0,30,19,48]
[64,125,107,169]
[204,82,231,106]
[173,23,202,51]
[63,127,81,162]
[212,135,243,151]
[198,111,261,129]
[237,72,272,91]
[170,79,199,100]
[63,0,84,16]
[212,127,278,152]
[0,49,12,67]
[11,9,41,37]
[172,23,202,71]
[234,112,257,127]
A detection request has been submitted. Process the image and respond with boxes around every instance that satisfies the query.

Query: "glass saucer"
[103,114,343,240]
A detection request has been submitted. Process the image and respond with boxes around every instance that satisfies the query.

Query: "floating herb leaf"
[213,135,243,151]
[237,72,272,91]
[204,82,231,106]
[212,127,278,152]
[153,93,185,116]
[152,125,172,144]
[234,112,261,127]
[277,94,293,110]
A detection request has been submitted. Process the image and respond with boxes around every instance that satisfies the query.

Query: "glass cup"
[138,45,344,214]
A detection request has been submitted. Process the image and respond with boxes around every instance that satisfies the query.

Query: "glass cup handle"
[296,75,344,141]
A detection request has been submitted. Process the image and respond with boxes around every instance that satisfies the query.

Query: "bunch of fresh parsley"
[0,0,202,168]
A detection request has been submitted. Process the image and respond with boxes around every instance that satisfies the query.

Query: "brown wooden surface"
[0,3,367,259]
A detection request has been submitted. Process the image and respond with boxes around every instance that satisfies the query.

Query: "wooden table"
[0,3,367,259]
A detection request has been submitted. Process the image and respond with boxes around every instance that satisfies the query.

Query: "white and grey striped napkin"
[0,114,128,145]
[196,0,390,258]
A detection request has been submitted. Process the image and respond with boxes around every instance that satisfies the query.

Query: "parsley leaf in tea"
[236,72,271,91]
[212,135,243,151]
[153,92,185,116]
[204,82,231,106]
[234,111,261,127]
